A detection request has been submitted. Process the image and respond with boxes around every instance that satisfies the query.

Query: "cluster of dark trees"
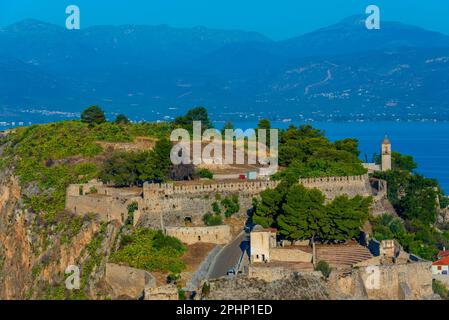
[79,106,172,186]
[99,138,172,186]
[172,106,213,132]
[81,105,130,126]
[253,176,372,242]
[275,124,367,179]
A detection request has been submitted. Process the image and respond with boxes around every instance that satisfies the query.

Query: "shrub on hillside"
[110,228,186,273]
[196,168,213,179]
[203,213,223,226]
[315,260,332,278]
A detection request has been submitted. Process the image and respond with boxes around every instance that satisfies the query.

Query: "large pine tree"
[277,185,326,240]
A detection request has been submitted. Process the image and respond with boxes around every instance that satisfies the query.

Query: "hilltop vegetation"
[110,228,187,273]
[372,158,449,260]
[253,178,372,242]
[0,107,171,221]
[276,124,367,179]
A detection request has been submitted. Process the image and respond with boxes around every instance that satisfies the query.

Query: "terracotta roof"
[382,135,391,145]
[438,250,449,258]
[432,256,449,266]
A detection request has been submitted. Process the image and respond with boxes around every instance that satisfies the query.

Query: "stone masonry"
[66,174,385,228]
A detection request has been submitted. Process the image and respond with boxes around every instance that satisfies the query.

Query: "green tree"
[392,152,417,172]
[147,137,173,180]
[115,114,130,124]
[99,152,138,186]
[253,188,285,228]
[257,119,271,147]
[212,202,221,215]
[81,106,106,126]
[277,185,326,240]
[221,121,234,135]
[440,195,449,209]
[335,138,360,157]
[221,195,240,218]
[258,119,271,130]
[173,107,212,132]
[324,195,371,241]
[276,124,365,177]
[100,138,172,186]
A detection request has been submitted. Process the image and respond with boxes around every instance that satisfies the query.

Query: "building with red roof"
[432,256,449,275]
[437,250,449,259]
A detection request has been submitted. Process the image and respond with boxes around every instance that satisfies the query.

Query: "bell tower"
[381,135,392,171]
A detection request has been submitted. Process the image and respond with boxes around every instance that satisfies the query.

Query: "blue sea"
[223,121,449,193]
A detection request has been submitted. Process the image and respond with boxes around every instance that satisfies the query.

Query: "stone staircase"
[316,243,373,269]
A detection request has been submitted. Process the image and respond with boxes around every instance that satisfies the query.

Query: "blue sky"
[1,0,448,39]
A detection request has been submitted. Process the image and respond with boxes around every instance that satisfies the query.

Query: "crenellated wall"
[143,180,279,198]
[142,175,371,200]
[66,174,381,227]
[298,174,372,200]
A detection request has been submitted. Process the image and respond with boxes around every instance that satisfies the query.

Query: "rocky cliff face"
[0,167,117,299]
[0,171,27,298]
[206,274,330,300]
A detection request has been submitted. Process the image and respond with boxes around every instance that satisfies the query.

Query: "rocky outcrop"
[0,174,29,298]
[328,261,434,300]
[206,274,329,300]
[105,263,155,299]
[144,284,179,300]
[0,168,117,299]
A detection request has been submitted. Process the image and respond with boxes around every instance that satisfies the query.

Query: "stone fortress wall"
[66,174,385,228]
[142,174,372,200]
[66,181,142,224]
[298,174,373,200]
[165,225,231,245]
[328,260,433,300]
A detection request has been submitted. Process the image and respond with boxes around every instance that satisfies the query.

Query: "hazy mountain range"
[1,15,449,122]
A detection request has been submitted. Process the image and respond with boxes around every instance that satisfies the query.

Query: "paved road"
[207,232,250,279]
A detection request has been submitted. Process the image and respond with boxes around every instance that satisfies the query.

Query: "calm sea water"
[222,121,449,193]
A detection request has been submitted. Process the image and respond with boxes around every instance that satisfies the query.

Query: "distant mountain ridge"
[1,15,449,122]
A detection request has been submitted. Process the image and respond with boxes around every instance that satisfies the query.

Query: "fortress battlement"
[143,179,279,198]
[298,174,369,184]
[142,174,370,198]
[66,174,382,227]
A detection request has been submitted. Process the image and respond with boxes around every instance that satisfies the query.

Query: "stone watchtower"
[381,135,392,171]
